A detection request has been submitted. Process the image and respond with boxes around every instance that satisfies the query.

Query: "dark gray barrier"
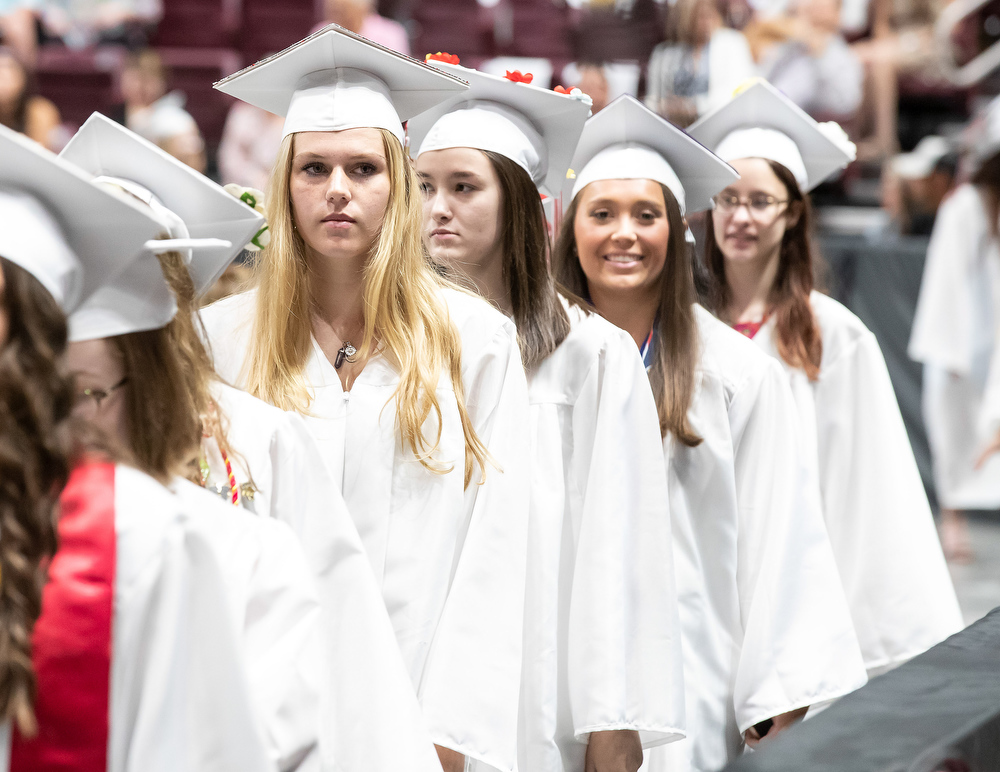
[723,606,1000,772]
[819,233,936,508]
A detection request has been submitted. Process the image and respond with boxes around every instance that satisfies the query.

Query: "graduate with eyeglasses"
[551,95,866,772]
[0,123,274,772]
[689,79,963,680]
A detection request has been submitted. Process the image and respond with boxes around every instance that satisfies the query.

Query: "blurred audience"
[745,0,863,119]
[40,0,162,49]
[218,102,283,191]
[883,135,956,234]
[576,62,610,112]
[645,0,755,126]
[0,44,60,149]
[314,0,410,55]
[108,49,205,172]
[851,0,950,160]
[0,1,38,66]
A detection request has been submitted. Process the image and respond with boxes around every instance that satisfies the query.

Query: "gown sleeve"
[814,329,963,670]
[417,320,531,772]
[109,468,276,772]
[567,329,685,748]
[730,359,868,732]
[267,413,444,772]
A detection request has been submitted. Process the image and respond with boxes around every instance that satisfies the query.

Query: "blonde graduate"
[203,72,532,772]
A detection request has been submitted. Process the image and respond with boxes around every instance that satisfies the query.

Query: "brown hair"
[0,258,74,736]
[972,150,1000,240]
[0,48,35,135]
[108,253,207,483]
[703,159,823,380]
[553,184,703,445]
[478,151,571,370]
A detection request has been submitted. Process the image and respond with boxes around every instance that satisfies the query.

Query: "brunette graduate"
[909,95,1000,561]
[201,26,532,772]
[409,61,684,772]
[0,124,274,771]
[552,96,867,772]
[58,111,441,772]
[690,80,963,676]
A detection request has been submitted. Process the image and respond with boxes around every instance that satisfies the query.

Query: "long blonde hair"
[244,129,488,486]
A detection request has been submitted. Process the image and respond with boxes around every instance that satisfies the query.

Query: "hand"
[743,706,809,748]
[435,744,465,772]
[975,429,1000,469]
[585,729,643,772]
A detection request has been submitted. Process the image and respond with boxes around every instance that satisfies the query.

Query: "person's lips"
[430,228,458,239]
[322,212,356,228]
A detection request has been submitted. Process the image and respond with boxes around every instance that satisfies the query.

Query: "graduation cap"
[213,23,469,143]
[687,79,856,193]
[567,95,737,215]
[0,124,163,312]
[408,61,593,197]
[61,112,263,299]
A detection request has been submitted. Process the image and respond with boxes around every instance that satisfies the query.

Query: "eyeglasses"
[75,377,129,412]
[712,192,789,220]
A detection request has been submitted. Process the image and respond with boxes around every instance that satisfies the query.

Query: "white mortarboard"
[567,95,737,215]
[0,124,163,313]
[61,113,262,298]
[687,79,856,192]
[213,24,469,143]
[408,61,592,197]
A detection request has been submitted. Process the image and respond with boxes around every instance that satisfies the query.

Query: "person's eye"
[302,162,327,176]
[419,181,433,195]
[638,209,660,222]
[749,196,775,210]
[589,209,611,221]
[455,183,475,193]
[720,194,740,207]
[355,162,379,176]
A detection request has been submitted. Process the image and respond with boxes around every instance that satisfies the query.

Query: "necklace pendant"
[334,341,358,370]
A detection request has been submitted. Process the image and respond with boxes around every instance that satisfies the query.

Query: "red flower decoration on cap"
[554,85,571,94]
[504,70,534,84]
[426,52,460,65]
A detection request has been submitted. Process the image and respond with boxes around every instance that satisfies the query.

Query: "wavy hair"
[0,258,74,737]
[243,131,489,486]
[553,184,702,445]
[703,160,823,380]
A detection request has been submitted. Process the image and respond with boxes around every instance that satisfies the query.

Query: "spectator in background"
[106,48,205,172]
[0,0,38,65]
[218,102,284,191]
[314,0,410,55]
[576,62,609,112]
[645,0,755,127]
[0,45,61,149]
[39,0,162,49]
[745,0,863,119]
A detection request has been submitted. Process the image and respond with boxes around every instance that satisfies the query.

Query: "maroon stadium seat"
[411,0,494,61]
[158,47,243,152]
[153,0,241,48]
[35,46,126,132]
[240,0,320,65]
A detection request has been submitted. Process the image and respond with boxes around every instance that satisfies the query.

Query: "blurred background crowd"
[2,0,1000,599]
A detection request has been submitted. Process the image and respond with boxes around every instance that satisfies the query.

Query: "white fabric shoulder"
[201,289,259,387]
[111,465,275,772]
[439,286,523,371]
[693,304,774,396]
[809,291,877,370]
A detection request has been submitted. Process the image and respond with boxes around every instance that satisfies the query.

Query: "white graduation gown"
[520,300,684,772]
[909,184,1000,509]
[170,480,324,772]
[758,292,963,674]
[2,463,275,772]
[644,306,867,772]
[202,287,531,772]
[199,381,442,772]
